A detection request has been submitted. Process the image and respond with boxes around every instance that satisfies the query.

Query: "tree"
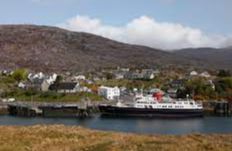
[218,70,231,77]
[214,77,232,100]
[105,73,113,80]
[11,69,27,82]
[185,78,216,100]
[54,75,63,84]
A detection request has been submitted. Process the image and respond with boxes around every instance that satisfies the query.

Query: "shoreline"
[0,125,232,151]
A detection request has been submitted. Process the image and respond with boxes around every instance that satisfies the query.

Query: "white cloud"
[58,15,231,50]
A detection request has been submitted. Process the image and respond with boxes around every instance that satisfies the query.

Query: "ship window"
[149,105,152,109]
[168,106,172,108]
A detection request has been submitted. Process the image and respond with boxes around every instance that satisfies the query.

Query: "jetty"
[203,101,232,116]
[6,101,98,118]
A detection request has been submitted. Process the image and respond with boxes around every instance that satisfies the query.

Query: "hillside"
[0,25,199,72]
[174,48,232,70]
[0,25,231,72]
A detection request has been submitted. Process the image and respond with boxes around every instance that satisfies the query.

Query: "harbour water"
[1,115,232,135]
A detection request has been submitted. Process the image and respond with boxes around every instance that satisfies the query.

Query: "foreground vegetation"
[0,125,232,151]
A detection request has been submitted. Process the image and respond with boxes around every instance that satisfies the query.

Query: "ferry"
[99,93,203,118]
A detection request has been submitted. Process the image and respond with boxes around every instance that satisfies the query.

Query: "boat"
[99,93,203,118]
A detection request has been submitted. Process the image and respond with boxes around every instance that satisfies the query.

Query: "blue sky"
[0,0,231,49]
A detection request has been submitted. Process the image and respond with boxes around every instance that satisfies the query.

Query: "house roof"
[49,82,78,90]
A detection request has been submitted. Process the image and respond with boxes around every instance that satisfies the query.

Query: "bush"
[24,89,37,96]
[11,69,27,82]
[218,70,231,77]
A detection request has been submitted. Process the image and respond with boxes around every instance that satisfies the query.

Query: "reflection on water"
[1,115,232,135]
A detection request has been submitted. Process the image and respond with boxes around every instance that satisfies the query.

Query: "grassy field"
[0,125,232,151]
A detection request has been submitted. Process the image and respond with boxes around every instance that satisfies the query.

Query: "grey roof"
[49,82,78,90]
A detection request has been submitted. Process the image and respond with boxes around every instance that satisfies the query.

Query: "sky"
[0,0,232,50]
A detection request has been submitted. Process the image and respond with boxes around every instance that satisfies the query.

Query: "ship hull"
[99,105,203,118]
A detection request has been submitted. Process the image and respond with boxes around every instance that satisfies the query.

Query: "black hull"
[99,105,203,118]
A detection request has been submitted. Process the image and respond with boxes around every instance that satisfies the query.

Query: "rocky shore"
[0,125,232,151]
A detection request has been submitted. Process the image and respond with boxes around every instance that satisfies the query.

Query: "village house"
[113,71,126,80]
[72,75,86,81]
[141,69,155,80]
[49,82,79,93]
[124,72,143,80]
[28,72,45,82]
[167,88,178,98]
[76,86,92,93]
[26,73,57,91]
[124,69,157,80]
[18,82,26,89]
[117,67,130,72]
[98,86,120,100]
[26,78,44,91]
[200,71,211,78]
[207,80,215,90]
[41,80,51,92]
[190,71,198,76]
[1,70,12,76]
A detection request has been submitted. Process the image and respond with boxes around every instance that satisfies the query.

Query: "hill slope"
[174,48,232,70]
[0,25,197,72]
[0,25,231,72]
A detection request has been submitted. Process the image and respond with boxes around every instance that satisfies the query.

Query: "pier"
[6,101,96,118]
[203,101,232,116]
[0,102,8,115]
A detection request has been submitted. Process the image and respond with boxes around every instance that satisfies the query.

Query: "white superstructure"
[133,94,203,110]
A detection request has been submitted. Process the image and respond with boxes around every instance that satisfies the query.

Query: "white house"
[18,82,26,89]
[190,71,198,76]
[72,75,86,81]
[200,71,211,78]
[98,86,120,100]
[28,72,45,82]
[46,73,57,84]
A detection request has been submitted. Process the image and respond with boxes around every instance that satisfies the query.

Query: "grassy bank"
[3,89,102,102]
[0,125,232,151]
